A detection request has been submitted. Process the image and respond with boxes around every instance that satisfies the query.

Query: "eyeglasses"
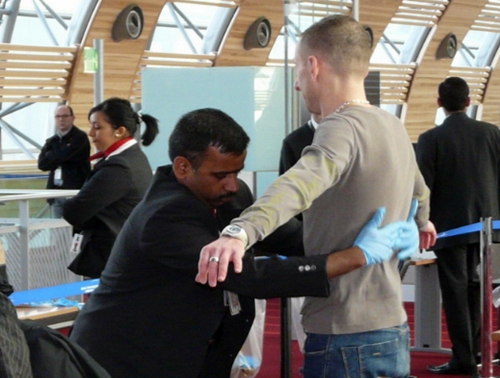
[55,114,72,119]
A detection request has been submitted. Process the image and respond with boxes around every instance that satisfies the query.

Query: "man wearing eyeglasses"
[38,104,91,218]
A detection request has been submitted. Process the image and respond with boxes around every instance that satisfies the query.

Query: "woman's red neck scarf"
[89,136,134,161]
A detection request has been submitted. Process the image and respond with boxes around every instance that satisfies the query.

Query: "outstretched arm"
[197,205,420,287]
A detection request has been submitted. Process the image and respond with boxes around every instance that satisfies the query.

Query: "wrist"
[220,224,249,248]
[361,248,374,265]
[419,221,430,231]
[353,242,373,265]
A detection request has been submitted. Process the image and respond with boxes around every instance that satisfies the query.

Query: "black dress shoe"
[475,353,481,365]
[427,362,476,375]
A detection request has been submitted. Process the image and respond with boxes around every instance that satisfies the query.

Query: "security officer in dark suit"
[70,108,418,378]
[417,77,500,377]
[279,113,320,180]
[38,105,90,218]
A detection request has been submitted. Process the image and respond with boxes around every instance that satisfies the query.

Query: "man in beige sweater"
[198,15,436,378]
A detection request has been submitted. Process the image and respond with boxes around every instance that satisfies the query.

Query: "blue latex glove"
[393,199,419,260]
[354,207,405,265]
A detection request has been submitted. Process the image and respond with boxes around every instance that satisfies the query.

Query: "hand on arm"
[392,199,420,259]
[353,207,403,265]
[350,199,422,269]
[327,205,419,277]
[196,236,246,287]
[392,199,437,257]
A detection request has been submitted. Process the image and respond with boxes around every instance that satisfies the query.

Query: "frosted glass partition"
[256,171,279,198]
[142,66,287,172]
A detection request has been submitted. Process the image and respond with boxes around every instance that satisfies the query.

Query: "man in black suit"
[417,77,500,376]
[38,105,90,218]
[278,112,321,354]
[279,113,321,180]
[70,108,418,378]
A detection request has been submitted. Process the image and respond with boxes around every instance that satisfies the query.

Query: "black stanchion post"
[280,297,292,378]
[480,217,497,378]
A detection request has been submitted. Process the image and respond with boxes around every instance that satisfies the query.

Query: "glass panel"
[434,107,445,126]
[150,3,223,53]
[0,0,94,161]
[9,0,85,45]
[453,30,500,67]
[2,102,59,160]
[256,171,278,198]
[372,24,429,64]
[19,0,79,13]
[434,105,478,126]
[268,30,296,62]
[142,66,287,172]
[10,16,66,45]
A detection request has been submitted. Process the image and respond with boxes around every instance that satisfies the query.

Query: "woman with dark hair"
[64,97,159,278]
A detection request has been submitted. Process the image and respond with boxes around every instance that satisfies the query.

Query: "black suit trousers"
[434,243,480,371]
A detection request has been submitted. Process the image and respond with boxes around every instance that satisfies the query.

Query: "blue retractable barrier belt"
[436,220,500,239]
[8,221,500,305]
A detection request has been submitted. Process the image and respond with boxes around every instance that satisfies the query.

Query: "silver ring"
[208,256,220,263]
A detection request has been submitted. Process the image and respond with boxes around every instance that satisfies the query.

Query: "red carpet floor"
[257,299,500,378]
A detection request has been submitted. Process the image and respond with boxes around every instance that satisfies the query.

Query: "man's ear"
[172,156,192,180]
[465,96,471,107]
[308,55,320,81]
[437,97,443,107]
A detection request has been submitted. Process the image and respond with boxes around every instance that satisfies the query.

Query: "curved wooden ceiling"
[6,0,500,141]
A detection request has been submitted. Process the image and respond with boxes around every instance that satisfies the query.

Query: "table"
[16,306,79,329]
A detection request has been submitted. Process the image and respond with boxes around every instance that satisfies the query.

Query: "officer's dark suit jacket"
[70,165,330,378]
[416,112,500,249]
[279,121,315,222]
[64,144,153,277]
[279,121,315,175]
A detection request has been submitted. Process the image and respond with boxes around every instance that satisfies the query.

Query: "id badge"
[54,167,63,186]
[224,290,241,315]
[69,233,83,254]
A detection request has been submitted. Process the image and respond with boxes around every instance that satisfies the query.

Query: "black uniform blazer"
[279,121,315,222]
[416,112,500,249]
[70,165,330,378]
[37,125,91,189]
[279,121,315,175]
[64,144,153,277]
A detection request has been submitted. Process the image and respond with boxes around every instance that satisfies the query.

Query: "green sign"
[83,47,98,73]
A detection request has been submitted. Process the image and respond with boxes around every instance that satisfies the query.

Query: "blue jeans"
[302,323,410,378]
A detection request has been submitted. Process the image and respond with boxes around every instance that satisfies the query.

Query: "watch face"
[226,225,242,234]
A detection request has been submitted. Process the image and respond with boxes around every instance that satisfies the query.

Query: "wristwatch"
[221,225,249,247]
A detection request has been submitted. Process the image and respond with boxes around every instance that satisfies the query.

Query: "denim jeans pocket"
[342,338,406,378]
[303,325,410,378]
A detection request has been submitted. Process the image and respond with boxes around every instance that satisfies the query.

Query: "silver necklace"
[335,99,370,113]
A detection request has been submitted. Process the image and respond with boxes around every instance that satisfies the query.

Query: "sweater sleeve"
[232,120,351,246]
